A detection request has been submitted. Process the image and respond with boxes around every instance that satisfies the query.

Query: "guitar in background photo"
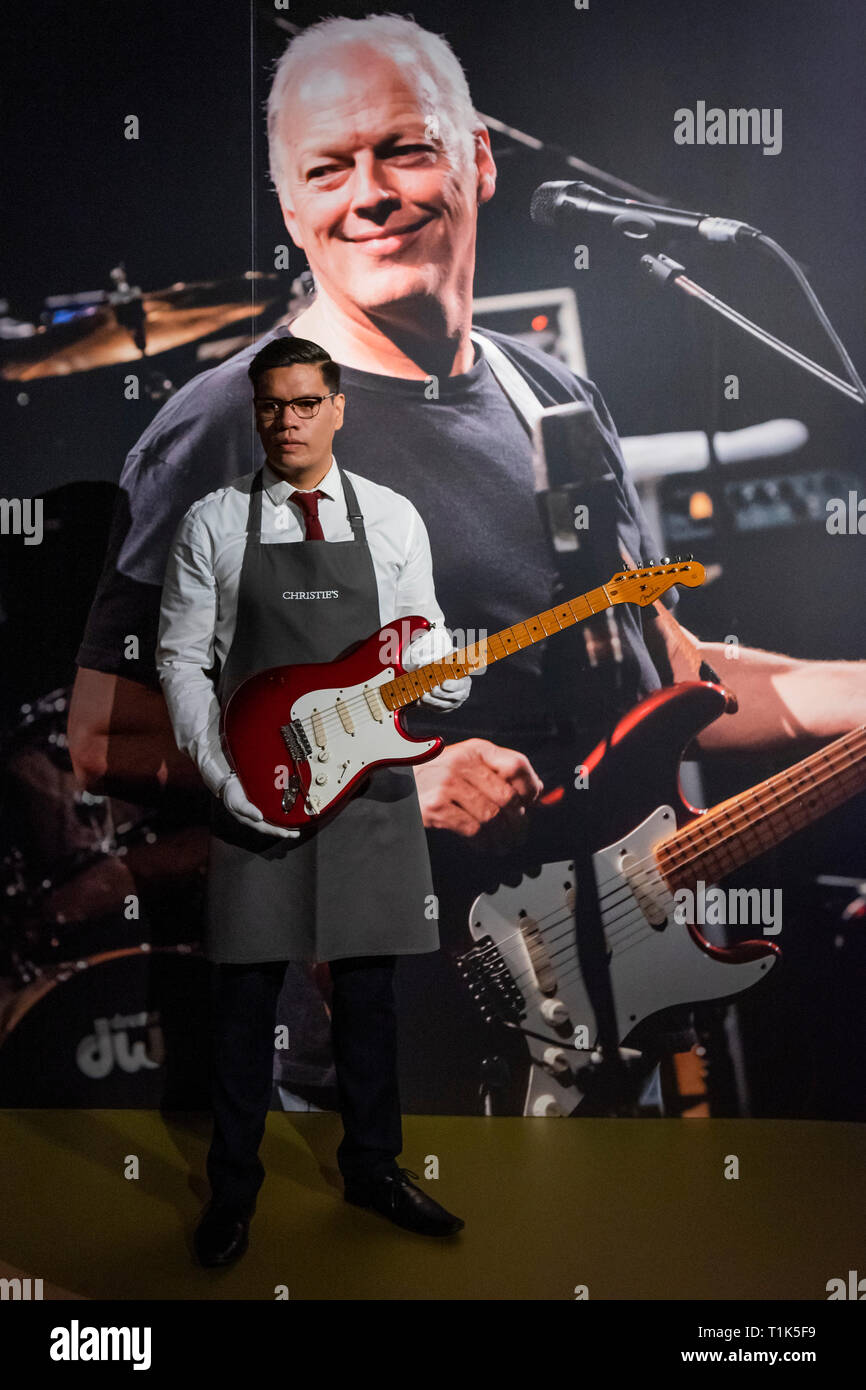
[458,679,866,1117]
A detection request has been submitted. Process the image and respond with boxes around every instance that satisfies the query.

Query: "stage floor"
[0,1109,862,1301]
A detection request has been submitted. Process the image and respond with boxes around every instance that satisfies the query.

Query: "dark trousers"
[206,954,401,1214]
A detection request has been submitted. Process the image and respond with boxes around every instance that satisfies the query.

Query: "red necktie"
[290,488,326,540]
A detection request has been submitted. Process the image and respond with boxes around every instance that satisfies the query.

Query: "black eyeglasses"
[253,393,337,421]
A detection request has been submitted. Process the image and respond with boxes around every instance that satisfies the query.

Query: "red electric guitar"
[221,557,705,827]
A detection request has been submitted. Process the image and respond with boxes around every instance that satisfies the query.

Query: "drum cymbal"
[1,272,282,381]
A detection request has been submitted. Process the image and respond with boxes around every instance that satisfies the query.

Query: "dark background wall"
[4,0,864,651]
[1,0,864,1116]
[4,0,863,471]
[2,0,863,730]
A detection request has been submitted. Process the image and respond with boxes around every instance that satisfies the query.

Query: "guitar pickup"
[363,688,384,723]
[336,697,355,734]
[280,719,312,762]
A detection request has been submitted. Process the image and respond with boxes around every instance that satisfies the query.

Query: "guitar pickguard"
[291,667,437,815]
[467,806,778,1117]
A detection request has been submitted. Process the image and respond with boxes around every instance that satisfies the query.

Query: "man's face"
[252,363,344,478]
[276,49,495,320]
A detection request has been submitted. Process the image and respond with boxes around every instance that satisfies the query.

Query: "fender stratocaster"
[221,557,705,826]
[458,680,866,1116]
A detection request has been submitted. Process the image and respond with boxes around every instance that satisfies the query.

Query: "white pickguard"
[291,668,438,816]
[468,805,778,1117]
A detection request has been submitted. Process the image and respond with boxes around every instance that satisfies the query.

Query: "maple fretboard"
[657,725,866,890]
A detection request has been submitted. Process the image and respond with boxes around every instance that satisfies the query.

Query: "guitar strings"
[481,872,753,1013]
[590,727,866,900]
[483,782,866,1016]
[482,898,647,1006]
[287,636,521,740]
[278,642,865,901]
[647,739,866,900]
[476,731,866,989]
[291,698,864,935]
[278,568,687,749]
[511,730,866,936]
[287,659,460,746]
[656,731,866,878]
[281,574,651,744]
[476,874,657,983]
[292,713,864,958]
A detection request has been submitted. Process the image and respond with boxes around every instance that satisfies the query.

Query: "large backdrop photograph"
[0,0,864,1317]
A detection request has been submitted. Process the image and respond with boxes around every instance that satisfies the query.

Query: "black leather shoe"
[344,1167,465,1237]
[193,1203,251,1268]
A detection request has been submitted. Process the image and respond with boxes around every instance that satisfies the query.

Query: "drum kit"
[0,262,297,1105]
[0,264,286,386]
[0,687,214,1106]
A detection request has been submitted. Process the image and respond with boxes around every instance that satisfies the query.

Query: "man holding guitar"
[157,335,470,1264]
[71,15,866,1119]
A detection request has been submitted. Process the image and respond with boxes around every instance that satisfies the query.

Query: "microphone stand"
[699,314,738,575]
[641,253,863,406]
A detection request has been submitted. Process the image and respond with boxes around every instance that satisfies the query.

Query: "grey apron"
[204,465,438,965]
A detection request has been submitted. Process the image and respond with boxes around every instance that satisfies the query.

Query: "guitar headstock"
[607,555,706,607]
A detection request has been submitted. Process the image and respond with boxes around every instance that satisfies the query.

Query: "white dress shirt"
[156,455,452,795]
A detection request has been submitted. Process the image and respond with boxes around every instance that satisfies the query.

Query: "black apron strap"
[247,467,264,536]
[337,465,367,542]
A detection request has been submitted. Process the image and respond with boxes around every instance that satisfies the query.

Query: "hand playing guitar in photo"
[412,738,544,853]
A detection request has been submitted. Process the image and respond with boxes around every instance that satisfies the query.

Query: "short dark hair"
[247,336,340,394]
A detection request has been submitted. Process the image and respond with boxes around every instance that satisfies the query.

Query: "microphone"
[530,179,760,244]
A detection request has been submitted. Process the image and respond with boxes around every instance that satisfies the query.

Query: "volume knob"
[540,998,569,1025]
[531,1094,562,1117]
[543,1047,572,1077]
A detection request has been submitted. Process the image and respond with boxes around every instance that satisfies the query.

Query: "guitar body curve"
[464,681,779,1117]
[221,616,443,827]
[217,561,707,829]
[580,679,733,846]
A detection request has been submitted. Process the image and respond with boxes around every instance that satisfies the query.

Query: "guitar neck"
[380,585,614,712]
[657,725,866,891]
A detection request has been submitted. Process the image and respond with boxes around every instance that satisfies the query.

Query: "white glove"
[220,774,300,839]
[402,625,472,713]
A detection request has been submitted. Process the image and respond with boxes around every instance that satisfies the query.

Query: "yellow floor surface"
[0,1109,862,1300]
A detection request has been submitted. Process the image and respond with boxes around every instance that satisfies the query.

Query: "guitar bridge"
[280,719,312,763]
[455,936,526,1026]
